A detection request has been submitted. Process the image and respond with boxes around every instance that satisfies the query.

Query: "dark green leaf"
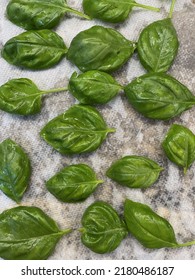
[106,155,163,188]
[83,0,160,23]
[80,201,128,253]
[40,105,115,155]
[68,71,122,105]
[0,139,31,203]
[162,124,195,173]
[137,18,179,73]
[0,206,71,260]
[1,30,67,70]
[46,164,103,202]
[6,0,90,30]
[124,199,178,248]
[124,73,195,120]
[67,25,136,72]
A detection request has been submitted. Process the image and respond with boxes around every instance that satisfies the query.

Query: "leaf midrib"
[6,41,66,52]
[85,227,125,236]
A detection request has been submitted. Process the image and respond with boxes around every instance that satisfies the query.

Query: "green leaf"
[1,30,67,70]
[80,201,128,254]
[162,124,195,174]
[124,73,195,120]
[124,199,178,248]
[40,105,115,155]
[6,0,90,30]
[106,156,163,188]
[83,0,160,23]
[0,206,71,260]
[137,18,179,73]
[46,164,103,202]
[68,71,122,105]
[0,139,31,203]
[67,25,136,72]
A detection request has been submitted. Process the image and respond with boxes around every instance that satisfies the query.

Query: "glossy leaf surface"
[106,156,163,188]
[125,73,195,120]
[41,105,115,155]
[68,71,122,105]
[2,30,67,70]
[67,25,136,72]
[46,164,103,202]
[0,206,71,260]
[81,201,128,253]
[0,139,31,203]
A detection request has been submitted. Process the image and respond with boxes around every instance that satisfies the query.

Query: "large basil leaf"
[162,124,195,174]
[80,201,128,253]
[2,30,67,70]
[67,25,136,72]
[46,164,103,202]
[68,71,122,105]
[124,199,178,248]
[0,139,31,203]
[137,18,179,73]
[0,206,71,260]
[40,105,115,155]
[6,0,90,30]
[83,0,160,23]
[106,156,163,189]
[125,73,195,120]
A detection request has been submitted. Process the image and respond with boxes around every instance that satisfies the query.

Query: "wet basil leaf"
[0,139,31,203]
[40,105,115,155]
[124,199,178,248]
[0,206,71,260]
[6,0,90,30]
[125,73,195,120]
[2,30,67,70]
[80,201,128,254]
[68,71,122,105]
[67,25,136,72]
[46,164,103,202]
[106,156,163,189]
[83,0,160,23]
[162,124,195,174]
[137,18,179,73]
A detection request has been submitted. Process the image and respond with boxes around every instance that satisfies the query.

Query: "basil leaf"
[162,124,195,174]
[2,30,67,70]
[124,199,178,248]
[67,25,136,72]
[80,201,128,254]
[68,71,122,105]
[0,206,71,260]
[106,156,163,189]
[40,105,115,155]
[0,139,31,203]
[83,0,160,23]
[125,73,195,120]
[46,164,103,202]
[137,18,179,72]
[6,0,90,30]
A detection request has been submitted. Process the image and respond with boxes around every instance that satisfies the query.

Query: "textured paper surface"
[0,0,195,260]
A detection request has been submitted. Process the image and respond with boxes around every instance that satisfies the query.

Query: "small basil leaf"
[106,156,163,189]
[0,139,31,203]
[40,105,115,155]
[0,206,71,260]
[2,30,67,70]
[80,201,128,254]
[125,73,195,120]
[124,199,178,248]
[46,164,103,202]
[137,18,179,72]
[68,71,122,105]
[162,124,195,174]
[67,25,136,72]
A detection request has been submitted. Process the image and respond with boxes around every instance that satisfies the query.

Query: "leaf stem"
[61,228,72,235]
[133,2,160,12]
[41,87,68,95]
[168,0,176,18]
[65,7,91,20]
[107,128,116,133]
[178,240,195,247]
